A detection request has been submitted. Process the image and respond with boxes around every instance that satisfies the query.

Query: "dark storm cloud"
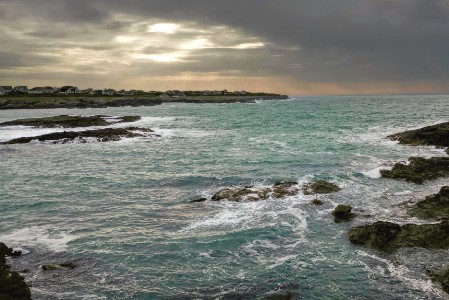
[90,0,449,82]
[0,0,448,91]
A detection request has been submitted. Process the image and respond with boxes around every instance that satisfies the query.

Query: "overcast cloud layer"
[0,0,448,94]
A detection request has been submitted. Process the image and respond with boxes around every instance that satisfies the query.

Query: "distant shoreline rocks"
[0,115,141,128]
[0,95,289,110]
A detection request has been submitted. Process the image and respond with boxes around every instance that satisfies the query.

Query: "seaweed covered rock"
[42,262,76,271]
[409,186,449,220]
[380,157,449,184]
[210,182,299,202]
[0,115,141,128]
[303,180,341,194]
[427,268,449,294]
[388,121,449,147]
[1,127,157,144]
[310,199,324,206]
[348,220,449,253]
[332,205,355,223]
[0,242,31,300]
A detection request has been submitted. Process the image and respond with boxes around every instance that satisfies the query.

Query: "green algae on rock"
[427,268,449,294]
[1,127,157,144]
[0,242,31,300]
[332,205,355,223]
[211,182,299,202]
[388,121,449,147]
[380,157,449,184]
[409,186,449,220]
[0,115,141,128]
[348,220,449,253]
[303,180,341,194]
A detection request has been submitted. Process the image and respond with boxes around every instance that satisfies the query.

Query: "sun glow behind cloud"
[148,23,179,34]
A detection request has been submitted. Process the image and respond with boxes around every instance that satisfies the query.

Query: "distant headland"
[0,85,288,109]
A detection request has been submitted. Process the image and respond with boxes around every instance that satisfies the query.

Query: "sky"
[0,0,448,95]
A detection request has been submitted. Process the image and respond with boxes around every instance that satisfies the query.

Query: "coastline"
[0,94,289,110]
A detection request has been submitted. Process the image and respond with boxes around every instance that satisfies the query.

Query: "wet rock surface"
[388,121,449,147]
[348,220,449,253]
[1,127,158,144]
[409,186,449,220]
[42,262,77,271]
[0,115,141,128]
[380,157,449,184]
[0,242,31,300]
[427,268,449,294]
[303,180,341,194]
[332,205,355,223]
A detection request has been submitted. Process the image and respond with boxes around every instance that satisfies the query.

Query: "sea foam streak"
[0,226,78,252]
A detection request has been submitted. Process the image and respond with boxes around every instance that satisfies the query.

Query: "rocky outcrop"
[409,186,449,220]
[348,220,449,253]
[332,205,355,223]
[1,127,158,144]
[310,199,324,206]
[0,242,31,300]
[303,180,341,194]
[42,262,76,271]
[380,157,449,184]
[0,115,141,128]
[427,268,449,294]
[210,182,299,202]
[388,121,449,147]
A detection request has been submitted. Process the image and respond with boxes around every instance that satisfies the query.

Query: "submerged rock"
[348,220,449,253]
[0,242,31,300]
[380,157,449,184]
[0,115,141,128]
[409,186,449,220]
[190,197,207,203]
[210,182,299,202]
[1,127,157,144]
[42,262,77,271]
[303,180,341,194]
[388,121,449,147]
[332,205,355,223]
[310,199,324,206]
[427,268,449,294]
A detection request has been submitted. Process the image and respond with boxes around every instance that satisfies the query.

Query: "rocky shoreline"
[0,115,160,144]
[348,120,449,294]
[0,95,289,110]
[0,242,31,299]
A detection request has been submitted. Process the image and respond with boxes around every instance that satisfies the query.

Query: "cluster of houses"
[0,85,248,97]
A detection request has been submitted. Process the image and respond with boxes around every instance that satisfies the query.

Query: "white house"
[58,86,80,94]
[28,86,54,94]
[102,89,115,96]
[0,87,6,96]
[14,86,28,93]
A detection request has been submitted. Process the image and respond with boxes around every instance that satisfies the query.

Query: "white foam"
[357,250,445,297]
[0,226,78,252]
[361,167,382,179]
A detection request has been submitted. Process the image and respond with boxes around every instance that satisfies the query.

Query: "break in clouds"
[0,0,448,94]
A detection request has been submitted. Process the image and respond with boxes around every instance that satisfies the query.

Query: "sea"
[1,95,449,299]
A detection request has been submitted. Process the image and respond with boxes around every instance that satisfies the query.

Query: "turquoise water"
[1,95,449,299]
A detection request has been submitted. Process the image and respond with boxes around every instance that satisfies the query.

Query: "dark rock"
[310,199,324,206]
[0,242,31,299]
[0,115,141,128]
[211,187,254,202]
[332,205,355,223]
[303,180,341,195]
[380,157,449,184]
[190,197,207,203]
[1,127,157,144]
[427,268,449,294]
[42,262,77,271]
[210,182,300,202]
[409,186,449,220]
[272,182,298,198]
[388,121,449,147]
[348,220,449,253]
